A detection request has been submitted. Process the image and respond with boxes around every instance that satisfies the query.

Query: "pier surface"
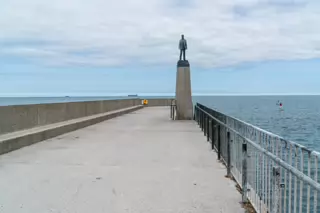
[0,107,244,213]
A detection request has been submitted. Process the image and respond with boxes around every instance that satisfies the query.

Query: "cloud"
[1,0,320,68]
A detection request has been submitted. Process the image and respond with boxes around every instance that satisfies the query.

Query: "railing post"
[217,125,221,160]
[227,131,231,177]
[211,122,215,150]
[197,108,198,122]
[196,107,199,123]
[193,106,196,120]
[173,105,175,120]
[198,109,201,126]
[272,166,280,213]
[242,140,248,203]
[201,112,204,131]
[170,104,173,119]
[207,119,210,142]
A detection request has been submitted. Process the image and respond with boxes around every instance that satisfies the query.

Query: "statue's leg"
[179,50,182,61]
[183,50,186,61]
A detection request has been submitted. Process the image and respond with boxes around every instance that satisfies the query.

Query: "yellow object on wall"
[143,99,148,105]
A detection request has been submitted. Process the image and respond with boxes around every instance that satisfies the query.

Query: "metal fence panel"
[194,103,320,213]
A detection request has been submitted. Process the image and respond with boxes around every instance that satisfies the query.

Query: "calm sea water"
[193,96,320,153]
[1,95,320,152]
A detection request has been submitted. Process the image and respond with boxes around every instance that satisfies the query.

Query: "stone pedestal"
[175,60,193,120]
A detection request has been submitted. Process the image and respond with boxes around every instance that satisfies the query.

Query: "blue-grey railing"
[194,103,320,213]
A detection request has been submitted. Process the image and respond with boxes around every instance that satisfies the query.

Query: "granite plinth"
[175,63,193,120]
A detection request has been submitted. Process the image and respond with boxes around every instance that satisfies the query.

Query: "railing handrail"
[196,103,320,157]
[196,104,320,192]
[197,106,320,192]
[194,102,320,213]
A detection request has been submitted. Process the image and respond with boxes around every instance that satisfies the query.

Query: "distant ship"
[128,94,138,97]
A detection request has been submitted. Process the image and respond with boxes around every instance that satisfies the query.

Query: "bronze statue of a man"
[179,34,187,61]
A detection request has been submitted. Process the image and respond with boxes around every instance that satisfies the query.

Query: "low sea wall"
[145,98,175,106]
[0,98,178,155]
[0,99,141,135]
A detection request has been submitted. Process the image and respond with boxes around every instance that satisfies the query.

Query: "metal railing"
[194,103,320,213]
[170,100,177,120]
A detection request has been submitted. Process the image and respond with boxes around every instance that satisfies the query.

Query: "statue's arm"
[185,41,188,50]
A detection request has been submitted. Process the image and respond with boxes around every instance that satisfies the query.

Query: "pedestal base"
[175,61,193,120]
[177,60,190,67]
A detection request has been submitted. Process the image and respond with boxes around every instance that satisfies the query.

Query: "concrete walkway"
[0,107,244,213]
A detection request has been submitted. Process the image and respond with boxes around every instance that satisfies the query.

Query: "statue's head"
[181,34,184,39]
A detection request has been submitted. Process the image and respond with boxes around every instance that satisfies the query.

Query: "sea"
[1,95,320,152]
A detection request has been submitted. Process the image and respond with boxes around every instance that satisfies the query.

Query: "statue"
[179,34,187,61]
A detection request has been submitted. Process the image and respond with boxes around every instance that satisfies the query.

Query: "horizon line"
[2,93,320,97]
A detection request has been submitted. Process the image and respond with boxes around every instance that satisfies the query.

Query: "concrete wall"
[0,99,141,135]
[144,98,175,107]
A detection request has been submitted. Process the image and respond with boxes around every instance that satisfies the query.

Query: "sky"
[1,0,320,96]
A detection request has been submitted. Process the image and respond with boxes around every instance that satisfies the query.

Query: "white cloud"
[1,0,320,68]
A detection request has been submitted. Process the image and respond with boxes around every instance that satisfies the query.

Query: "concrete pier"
[0,107,244,213]
[175,61,193,120]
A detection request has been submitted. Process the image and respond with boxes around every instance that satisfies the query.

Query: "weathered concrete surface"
[0,105,143,155]
[0,99,141,135]
[0,107,244,213]
[175,66,193,120]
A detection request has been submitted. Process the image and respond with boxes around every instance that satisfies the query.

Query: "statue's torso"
[179,39,187,50]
